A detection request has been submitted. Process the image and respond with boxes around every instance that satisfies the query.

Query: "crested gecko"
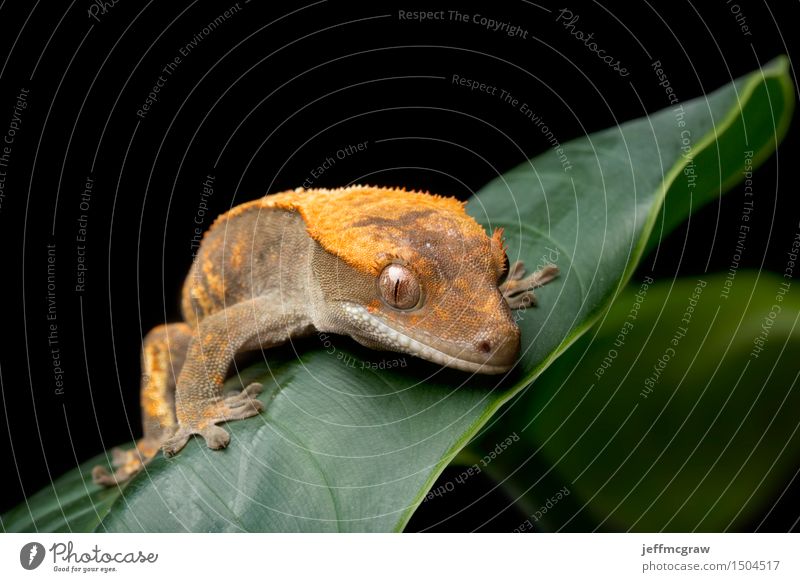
[93,186,558,485]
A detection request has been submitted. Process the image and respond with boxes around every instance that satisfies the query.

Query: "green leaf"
[472,272,800,532]
[3,57,792,532]
[1,449,132,533]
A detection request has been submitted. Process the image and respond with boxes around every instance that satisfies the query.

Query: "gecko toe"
[200,425,231,450]
[92,465,115,486]
[162,429,192,458]
[92,462,140,486]
[224,383,264,409]
[226,399,264,418]
[506,290,538,309]
[501,263,559,308]
[110,447,128,467]
[504,260,527,282]
[94,438,160,486]
[198,402,263,448]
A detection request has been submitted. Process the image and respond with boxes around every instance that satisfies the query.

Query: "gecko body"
[93,186,558,485]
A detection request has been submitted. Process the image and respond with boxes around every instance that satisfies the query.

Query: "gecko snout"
[472,326,520,372]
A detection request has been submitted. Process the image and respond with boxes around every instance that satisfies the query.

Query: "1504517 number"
[735,560,780,571]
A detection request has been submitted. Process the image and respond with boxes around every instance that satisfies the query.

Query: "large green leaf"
[1,449,129,533]
[471,273,800,532]
[3,57,792,532]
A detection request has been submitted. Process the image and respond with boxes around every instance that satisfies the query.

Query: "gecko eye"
[378,264,421,310]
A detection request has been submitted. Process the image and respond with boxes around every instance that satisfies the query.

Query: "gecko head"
[307,187,520,375]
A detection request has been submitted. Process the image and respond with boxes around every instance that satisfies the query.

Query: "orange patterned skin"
[216,186,505,274]
[92,186,558,486]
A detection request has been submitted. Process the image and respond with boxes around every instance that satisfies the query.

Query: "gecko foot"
[92,438,160,486]
[162,385,265,457]
[500,262,559,309]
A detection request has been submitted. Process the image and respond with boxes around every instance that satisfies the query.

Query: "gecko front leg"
[162,297,312,457]
[500,261,559,308]
[93,322,193,486]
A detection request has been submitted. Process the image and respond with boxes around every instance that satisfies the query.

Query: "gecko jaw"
[341,303,513,375]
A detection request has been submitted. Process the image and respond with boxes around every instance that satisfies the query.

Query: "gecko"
[92,186,558,485]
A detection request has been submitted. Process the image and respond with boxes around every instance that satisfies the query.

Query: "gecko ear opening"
[377,263,422,310]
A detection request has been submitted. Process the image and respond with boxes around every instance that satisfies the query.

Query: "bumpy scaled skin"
[92,186,558,486]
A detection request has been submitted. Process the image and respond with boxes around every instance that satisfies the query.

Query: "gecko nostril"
[477,340,492,354]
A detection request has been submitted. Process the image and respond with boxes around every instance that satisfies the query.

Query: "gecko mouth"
[341,303,515,375]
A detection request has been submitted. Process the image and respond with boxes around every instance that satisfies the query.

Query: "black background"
[0,0,798,530]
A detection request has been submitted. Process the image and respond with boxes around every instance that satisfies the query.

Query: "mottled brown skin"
[92,186,558,486]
